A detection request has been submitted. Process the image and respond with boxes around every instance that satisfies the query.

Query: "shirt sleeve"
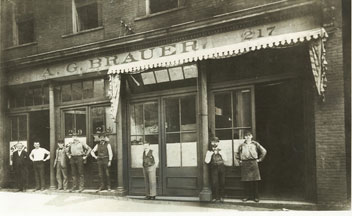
[44,148,50,155]
[29,150,34,160]
[256,142,267,162]
[83,143,92,156]
[107,144,113,161]
[235,145,242,160]
[92,144,98,152]
[204,151,213,164]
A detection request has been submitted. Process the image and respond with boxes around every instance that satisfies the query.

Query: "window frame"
[210,85,256,167]
[71,0,102,34]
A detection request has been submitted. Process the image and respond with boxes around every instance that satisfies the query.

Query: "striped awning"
[108,28,328,75]
[108,28,329,121]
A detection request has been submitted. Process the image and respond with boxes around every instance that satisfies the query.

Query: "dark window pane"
[165,98,179,132]
[91,107,105,133]
[18,19,34,45]
[233,129,246,140]
[145,135,159,145]
[11,118,18,141]
[43,86,49,104]
[93,79,104,98]
[241,90,252,127]
[64,113,74,136]
[150,0,178,13]
[215,93,232,128]
[181,96,196,131]
[25,89,34,106]
[76,113,86,136]
[104,79,110,97]
[166,133,180,143]
[130,104,143,135]
[144,103,158,134]
[77,2,98,31]
[72,82,82,101]
[18,116,27,140]
[33,87,42,105]
[83,80,93,99]
[62,84,72,102]
[215,129,232,140]
[15,89,25,107]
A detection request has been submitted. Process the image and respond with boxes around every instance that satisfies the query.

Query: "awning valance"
[108,28,328,75]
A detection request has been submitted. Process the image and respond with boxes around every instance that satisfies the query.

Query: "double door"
[128,94,201,196]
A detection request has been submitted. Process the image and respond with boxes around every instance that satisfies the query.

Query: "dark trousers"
[56,165,68,190]
[15,167,28,191]
[243,181,259,199]
[33,161,45,189]
[70,156,84,189]
[97,158,111,188]
[210,164,225,199]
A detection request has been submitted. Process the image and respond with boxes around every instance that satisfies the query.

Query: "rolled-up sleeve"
[256,143,267,162]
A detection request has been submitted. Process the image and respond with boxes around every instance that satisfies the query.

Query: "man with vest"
[205,136,227,202]
[53,139,68,191]
[142,142,158,200]
[66,132,92,192]
[91,130,113,192]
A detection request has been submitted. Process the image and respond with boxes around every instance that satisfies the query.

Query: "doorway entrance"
[128,94,201,196]
[255,79,306,200]
[29,111,50,189]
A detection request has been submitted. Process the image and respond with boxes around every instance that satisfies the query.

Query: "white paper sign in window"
[167,143,181,167]
[181,142,197,167]
[218,139,233,166]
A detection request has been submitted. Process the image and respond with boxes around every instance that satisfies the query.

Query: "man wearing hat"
[53,139,68,191]
[205,136,227,202]
[91,129,113,191]
[66,132,92,192]
[11,142,29,192]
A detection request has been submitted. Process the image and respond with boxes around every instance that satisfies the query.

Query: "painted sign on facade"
[7,16,318,85]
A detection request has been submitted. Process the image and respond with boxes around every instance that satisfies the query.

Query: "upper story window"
[72,0,100,33]
[147,0,179,14]
[6,0,35,46]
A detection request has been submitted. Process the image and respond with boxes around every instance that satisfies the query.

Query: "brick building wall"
[3,0,287,61]
[314,0,348,206]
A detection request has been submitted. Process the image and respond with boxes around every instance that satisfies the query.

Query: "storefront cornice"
[3,0,318,72]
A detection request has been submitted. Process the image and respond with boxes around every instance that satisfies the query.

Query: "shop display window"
[10,115,27,141]
[8,85,48,108]
[64,109,86,137]
[214,88,253,166]
[130,102,159,168]
[91,106,116,134]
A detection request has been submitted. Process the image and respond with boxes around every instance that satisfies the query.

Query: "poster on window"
[64,137,87,148]
[9,141,28,165]
[131,144,159,168]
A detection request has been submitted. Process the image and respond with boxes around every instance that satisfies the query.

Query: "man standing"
[29,141,50,191]
[54,139,68,191]
[236,131,267,202]
[142,142,158,200]
[66,134,91,192]
[205,137,227,202]
[91,131,113,192]
[11,142,29,192]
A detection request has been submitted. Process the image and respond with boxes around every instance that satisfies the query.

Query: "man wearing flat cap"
[11,142,29,192]
[205,136,227,202]
[54,139,68,191]
[91,129,113,192]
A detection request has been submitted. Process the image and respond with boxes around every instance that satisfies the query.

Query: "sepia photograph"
[0,0,350,214]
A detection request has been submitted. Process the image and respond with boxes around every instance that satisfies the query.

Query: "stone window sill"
[5,42,38,50]
[62,26,104,38]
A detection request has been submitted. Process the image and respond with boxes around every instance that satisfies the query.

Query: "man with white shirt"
[11,142,29,192]
[29,141,50,191]
[142,142,159,200]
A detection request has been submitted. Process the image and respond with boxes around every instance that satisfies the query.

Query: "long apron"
[241,160,261,181]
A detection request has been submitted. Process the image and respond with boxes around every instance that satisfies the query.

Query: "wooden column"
[198,63,212,201]
[116,84,126,195]
[49,83,56,189]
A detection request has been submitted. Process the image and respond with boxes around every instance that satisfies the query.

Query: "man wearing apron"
[236,131,267,202]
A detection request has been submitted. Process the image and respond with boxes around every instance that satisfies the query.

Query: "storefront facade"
[0,0,349,207]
